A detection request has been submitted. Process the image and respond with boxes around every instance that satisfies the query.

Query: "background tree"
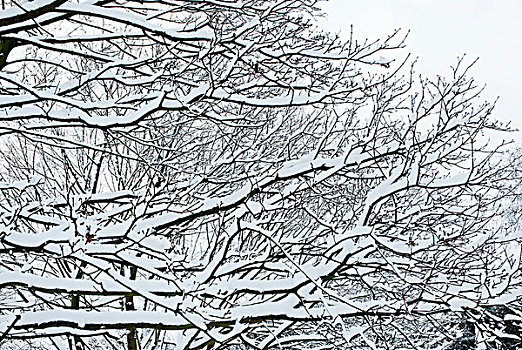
[0,0,521,349]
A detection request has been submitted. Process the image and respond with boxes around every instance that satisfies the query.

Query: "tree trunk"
[126,266,138,350]
[70,264,85,350]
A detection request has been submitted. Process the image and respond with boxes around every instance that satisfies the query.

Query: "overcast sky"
[318,0,522,138]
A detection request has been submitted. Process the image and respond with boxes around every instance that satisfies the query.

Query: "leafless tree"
[0,0,521,349]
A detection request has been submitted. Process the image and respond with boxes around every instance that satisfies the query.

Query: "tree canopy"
[0,0,521,349]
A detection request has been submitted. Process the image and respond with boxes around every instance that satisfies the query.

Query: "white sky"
[318,0,522,139]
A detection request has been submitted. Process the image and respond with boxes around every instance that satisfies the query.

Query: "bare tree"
[0,0,521,349]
